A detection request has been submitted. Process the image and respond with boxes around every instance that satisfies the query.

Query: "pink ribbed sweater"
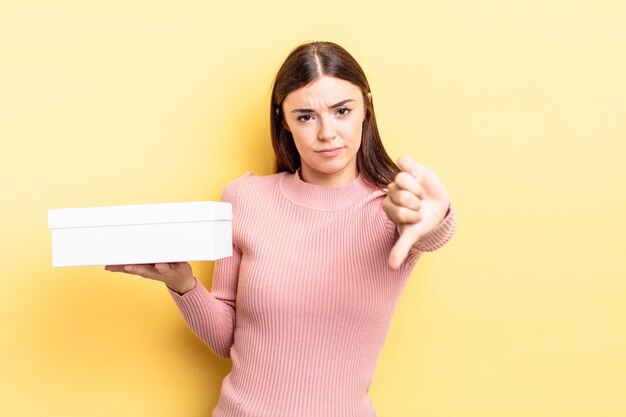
[169,171,456,417]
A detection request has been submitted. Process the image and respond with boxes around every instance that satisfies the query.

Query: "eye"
[336,107,352,117]
[297,114,314,123]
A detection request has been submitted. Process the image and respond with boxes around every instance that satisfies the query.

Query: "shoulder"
[221,171,284,205]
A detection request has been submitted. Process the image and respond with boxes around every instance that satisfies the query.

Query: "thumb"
[388,227,419,270]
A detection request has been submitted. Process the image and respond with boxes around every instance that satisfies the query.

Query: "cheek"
[345,109,365,140]
[346,121,364,146]
[289,129,315,154]
[291,123,317,141]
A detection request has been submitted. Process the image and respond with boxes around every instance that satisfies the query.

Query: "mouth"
[316,146,345,157]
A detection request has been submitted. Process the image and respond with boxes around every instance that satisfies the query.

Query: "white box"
[48,201,232,267]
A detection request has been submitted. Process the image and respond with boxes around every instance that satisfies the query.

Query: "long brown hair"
[270,41,399,188]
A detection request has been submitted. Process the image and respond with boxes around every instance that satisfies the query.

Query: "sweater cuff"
[414,203,457,252]
[167,277,198,297]
[167,278,209,315]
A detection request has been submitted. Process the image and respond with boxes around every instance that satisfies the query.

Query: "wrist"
[167,276,197,295]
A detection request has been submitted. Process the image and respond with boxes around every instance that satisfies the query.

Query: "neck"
[280,170,378,211]
[299,166,358,187]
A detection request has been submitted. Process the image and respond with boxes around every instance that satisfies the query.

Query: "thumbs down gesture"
[382,156,452,270]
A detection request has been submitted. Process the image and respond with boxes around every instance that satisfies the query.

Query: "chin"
[317,161,357,177]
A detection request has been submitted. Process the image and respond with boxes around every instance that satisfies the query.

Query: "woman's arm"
[166,248,241,358]
[105,177,245,358]
[105,259,239,358]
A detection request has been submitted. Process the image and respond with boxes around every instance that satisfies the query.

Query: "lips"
[316,146,345,157]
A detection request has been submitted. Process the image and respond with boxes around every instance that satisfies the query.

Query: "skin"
[281,75,365,187]
[105,76,451,289]
[383,156,451,269]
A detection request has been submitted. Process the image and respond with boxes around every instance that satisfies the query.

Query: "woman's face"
[281,75,366,187]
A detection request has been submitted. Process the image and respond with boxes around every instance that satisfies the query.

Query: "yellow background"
[1,0,625,416]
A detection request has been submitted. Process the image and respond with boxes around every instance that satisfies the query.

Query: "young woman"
[106,41,456,417]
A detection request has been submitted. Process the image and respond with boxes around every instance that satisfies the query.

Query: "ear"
[367,92,372,103]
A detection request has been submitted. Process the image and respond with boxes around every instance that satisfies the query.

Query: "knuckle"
[396,208,414,223]
[388,191,402,206]
[395,171,413,185]
[389,210,404,224]
[399,190,416,207]
[397,193,410,207]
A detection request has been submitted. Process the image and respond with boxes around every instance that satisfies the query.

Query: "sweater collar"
[279,170,379,211]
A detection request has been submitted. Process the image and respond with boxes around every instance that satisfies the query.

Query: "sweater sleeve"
[167,176,246,358]
[412,202,457,252]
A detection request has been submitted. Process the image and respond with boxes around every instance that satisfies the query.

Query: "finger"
[388,186,423,211]
[168,262,186,271]
[393,172,426,199]
[394,207,422,224]
[105,264,153,276]
[155,263,172,273]
[120,264,161,279]
[383,198,423,224]
[419,168,449,200]
[388,232,417,270]
[405,162,450,202]
[397,155,421,179]
[105,265,127,273]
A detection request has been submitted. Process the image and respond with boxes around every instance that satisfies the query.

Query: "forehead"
[283,76,362,108]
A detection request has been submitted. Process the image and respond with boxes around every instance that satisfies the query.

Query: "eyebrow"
[291,99,356,113]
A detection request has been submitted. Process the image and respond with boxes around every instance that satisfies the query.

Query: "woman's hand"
[383,156,451,270]
[104,262,196,294]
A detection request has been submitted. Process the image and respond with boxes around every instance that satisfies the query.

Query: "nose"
[318,116,336,141]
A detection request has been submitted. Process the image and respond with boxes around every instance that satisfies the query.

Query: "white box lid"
[48,201,232,229]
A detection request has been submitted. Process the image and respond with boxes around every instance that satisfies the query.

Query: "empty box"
[48,201,232,267]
